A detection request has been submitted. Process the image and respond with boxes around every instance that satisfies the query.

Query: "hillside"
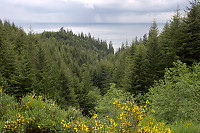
[0,20,115,115]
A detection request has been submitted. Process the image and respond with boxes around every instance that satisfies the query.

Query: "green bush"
[0,88,16,119]
[95,83,130,119]
[1,82,199,133]
[0,89,85,132]
[148,61,200,123]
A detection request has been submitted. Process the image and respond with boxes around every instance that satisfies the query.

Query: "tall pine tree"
[159,9,183,68]
[180,0,200,65]
[146,20,162,85]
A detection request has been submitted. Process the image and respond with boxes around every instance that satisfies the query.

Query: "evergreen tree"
[33,43,56,97]
[130,42,149,95]
[58,66,77,107]
[108,41,114,55]
[146,20,162,85]
[112,50,126,88]
[120,43,137,92]
[180,0,200,65]
[10,50,33,101]
[0,19,3,45]
[159,9,183,69]
[0,32,16,86]
[92,60,113,95]
[121,42,125,51]
[143,34,148,45]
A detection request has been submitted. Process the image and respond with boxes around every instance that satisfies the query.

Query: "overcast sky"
[0,0,189,23]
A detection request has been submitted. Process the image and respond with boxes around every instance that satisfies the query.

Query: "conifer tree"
[10,50,33,101]
[120,43,137,92]
[0,29,16,85]
[146,20,162,85]
[112,50,126,88]
[143,34,148,45]
[108,41,114,55]
[0,19,3,44]
[180,0,200,65]
[159,9,183,69]
[59,70,77,106]
[33,43,54,96]
[130,43,149,95]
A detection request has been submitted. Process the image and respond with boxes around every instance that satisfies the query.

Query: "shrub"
[95,83,129,119]
[148,61,200,123]
[1,87,172,133]
[0,90,85,132]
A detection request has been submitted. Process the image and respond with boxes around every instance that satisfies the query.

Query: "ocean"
[17,23,165,50]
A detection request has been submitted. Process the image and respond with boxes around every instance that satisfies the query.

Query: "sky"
[0,0,189,23]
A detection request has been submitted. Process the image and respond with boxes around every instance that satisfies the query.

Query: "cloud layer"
[0,0,189,23]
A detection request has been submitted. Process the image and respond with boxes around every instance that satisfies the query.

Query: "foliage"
[169,120,200,133]
[180,0,200,65]
[0,87,16,120]
[159,9,183,69]
[129,42,150,95]
[0,88,85,132]
[95,83,129,119]
[0,89,173,133]
[148,61,200,123]
[146,20,163,83]
[0,20,114,114]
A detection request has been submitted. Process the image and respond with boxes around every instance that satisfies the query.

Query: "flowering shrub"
[3,113,36,132]
[1,86,199,133]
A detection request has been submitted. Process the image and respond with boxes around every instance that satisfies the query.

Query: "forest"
[0,0,200,132]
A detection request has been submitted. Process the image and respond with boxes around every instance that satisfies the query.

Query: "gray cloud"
[0,0,189,23]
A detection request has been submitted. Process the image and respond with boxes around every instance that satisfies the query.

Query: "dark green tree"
[9,50,33,101]
[146,20,162,85]
[159,9,183,69]
[0,32,16,88]
[130,42,149,95]
[180,0,200,65]
[112,50,126,88]
[108,41,114,55]
[120,43,137,92]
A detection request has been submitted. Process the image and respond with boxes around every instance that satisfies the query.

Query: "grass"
[169,120,200,133]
